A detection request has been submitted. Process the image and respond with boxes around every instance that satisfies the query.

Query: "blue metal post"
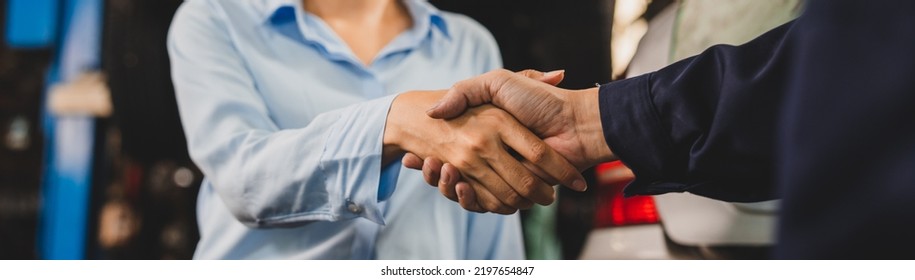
[35,0,103,260]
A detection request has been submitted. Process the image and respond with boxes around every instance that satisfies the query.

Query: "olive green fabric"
[523,202,562,259]
[672,0,804,61]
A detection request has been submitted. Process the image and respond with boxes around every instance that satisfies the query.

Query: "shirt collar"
[402,0,450,40]
[260,0,450,67]
[261,0,450,39]
[261,0,293,16]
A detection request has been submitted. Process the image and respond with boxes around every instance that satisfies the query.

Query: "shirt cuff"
[599,73,690,196]
[320,94,399,225]
[378,156,403,202]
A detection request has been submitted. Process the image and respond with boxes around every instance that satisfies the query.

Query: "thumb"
[427,69,564,119]
[427,69,511,119]
[519,69,565,86]
[426,86,473,119]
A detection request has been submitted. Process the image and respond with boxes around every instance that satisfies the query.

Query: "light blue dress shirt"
[167,0,524,259]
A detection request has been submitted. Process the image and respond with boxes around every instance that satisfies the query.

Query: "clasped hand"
[384,69,614,214]
[383,88,579,213]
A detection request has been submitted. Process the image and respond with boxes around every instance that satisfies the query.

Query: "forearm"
[180,96,398,227]
[382,90,447,162]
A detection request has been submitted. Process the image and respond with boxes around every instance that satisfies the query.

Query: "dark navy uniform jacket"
[598,0,915,259]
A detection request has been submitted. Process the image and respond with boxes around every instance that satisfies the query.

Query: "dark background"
[0,0,50,260]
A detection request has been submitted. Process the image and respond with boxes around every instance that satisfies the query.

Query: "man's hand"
[383,90,585,214]
[403,69,616,213]
[434,69,613,169]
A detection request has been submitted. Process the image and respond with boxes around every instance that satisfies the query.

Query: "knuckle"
[527,141,549,164]
[517,175,539,197]
[518,69,537,78]
[503,191,525,208]
[498,183,534,209]
[451,156,474,171]
[556,166,577,182]
[492,69,514,81]
[467,137,491,154]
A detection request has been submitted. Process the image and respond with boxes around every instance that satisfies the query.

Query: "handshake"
[382,69,616,214]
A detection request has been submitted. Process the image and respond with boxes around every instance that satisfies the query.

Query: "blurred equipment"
[103,0,188,164]
[36,0,104,260]
[47,72,112,117]
[2,0,199,259]
[4,0,58,48]
[1,0,53,259]
[92,0,199,259]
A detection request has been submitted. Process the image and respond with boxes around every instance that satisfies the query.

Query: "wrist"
[382,90,446,164]
[571,87,616,166]
[382,101,405,165]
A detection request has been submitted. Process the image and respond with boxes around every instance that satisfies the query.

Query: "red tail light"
[593,161,660,227]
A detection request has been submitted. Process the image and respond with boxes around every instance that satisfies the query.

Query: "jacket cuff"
[599,73,689,196]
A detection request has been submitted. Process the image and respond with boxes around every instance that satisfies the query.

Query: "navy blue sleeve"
[599,0,915,258]
[599,21,795,202]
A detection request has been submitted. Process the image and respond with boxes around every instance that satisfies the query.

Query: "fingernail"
[426,101,442,114]
[440,171,450,186]
[573,179,587,192]
[456,187,465,200]
[545,70,565,76]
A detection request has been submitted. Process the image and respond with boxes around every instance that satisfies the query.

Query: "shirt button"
[346,201,363,214]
